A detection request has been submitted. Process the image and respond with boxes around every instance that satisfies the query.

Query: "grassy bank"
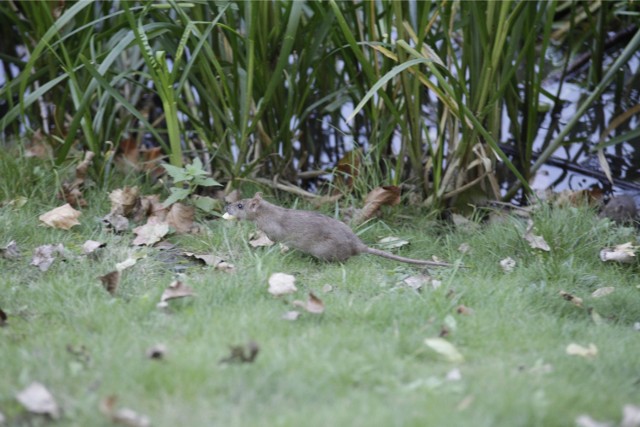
[1,156,639,426]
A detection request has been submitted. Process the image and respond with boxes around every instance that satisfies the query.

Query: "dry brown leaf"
[268,273,297,296]
[166,202,195,234]
[16,382,60,419]
[403,274,431,291]
[559,290,583,307]
[100,395,151,427]
[182,252,235,272]
[31,244,65,272]
[600,242,637,263]
[566,343,598,358]
[60,151,95,207]
[82,240,106,255]
[98,271,120,296]
[132,218,170,246]
[144,195,169,222]
[249,230,275,248]
[146,344,167,360]
[456,305,474,315]
[102,212,130,232]
[0,240,20,260]
[109,187,140,217]
[292,292,325,314]
[157,280,195,308]
[523,220,550,251]
[282,311,301,321]
[353,186,401,224]
[219,341,260,364]
[591,287,615,298]
[39,204,81,230]
[115,254,143,272]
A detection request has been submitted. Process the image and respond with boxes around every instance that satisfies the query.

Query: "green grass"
[1,157,639,427]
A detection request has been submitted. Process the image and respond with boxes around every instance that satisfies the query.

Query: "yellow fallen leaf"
[39,204,81,230]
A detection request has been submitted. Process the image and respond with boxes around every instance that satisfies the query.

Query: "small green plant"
[162,157,221,212]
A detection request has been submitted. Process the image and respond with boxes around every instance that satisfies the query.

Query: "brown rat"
[225,192,455,267]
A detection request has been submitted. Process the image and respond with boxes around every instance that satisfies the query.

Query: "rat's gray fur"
[225,193,453,267]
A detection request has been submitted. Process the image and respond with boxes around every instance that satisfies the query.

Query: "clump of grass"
[1,158,639,426]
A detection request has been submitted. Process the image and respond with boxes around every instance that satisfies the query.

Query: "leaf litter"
[39,204,81,230]
[31,244,66,272]
[157,280,195,308]
[292,292,325,314]
[16,382,60,419]
[219,340,260,364]
[100,395,151,427]
[268,273,297,296]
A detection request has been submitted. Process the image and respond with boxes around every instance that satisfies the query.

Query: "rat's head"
[224,192,263,220]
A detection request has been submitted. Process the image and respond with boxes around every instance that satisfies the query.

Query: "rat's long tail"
[364,247,459,267]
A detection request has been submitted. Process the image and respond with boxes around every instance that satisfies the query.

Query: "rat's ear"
[248,194,262,211]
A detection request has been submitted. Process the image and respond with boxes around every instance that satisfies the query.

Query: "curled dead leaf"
[39,204,81,230]
[98,271,120,296]
[109,187,140,217]
[100,395,151,427]
[182,252,235,272]
[157,280,195,308]
[292,292,325,314]
[166,202,195,234]
[523,220,550,251]
[31,244,65,272]
[1,240,21,260]
[249,230,275,248]
[268,273,297,296]
[82,240,106,255]
[219,341,260,364]
[600,242,637,263]
[282,311,301,321]
[0,307,7,327]
[403,274,431,291]
[559,290,583,307]
[456,305,474,315]
[132,219,170,246]
[102,212,129,233]
[353,186,401,225]
[16,382,60,419]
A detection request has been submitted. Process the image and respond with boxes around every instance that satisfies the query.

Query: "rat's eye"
[237,203,244,209]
